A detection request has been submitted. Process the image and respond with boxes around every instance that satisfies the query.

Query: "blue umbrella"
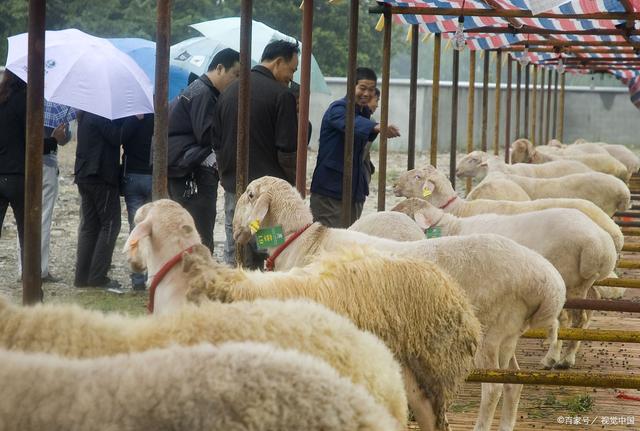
[44,100,76,129]
[109,38,190,101]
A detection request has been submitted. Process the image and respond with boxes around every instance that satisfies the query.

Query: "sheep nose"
[392,185,401,196]
[233,227,252,246]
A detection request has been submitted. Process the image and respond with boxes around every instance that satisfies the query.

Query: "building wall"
[308,77,640,153]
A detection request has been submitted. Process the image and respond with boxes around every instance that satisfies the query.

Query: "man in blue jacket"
[310,67,400,227]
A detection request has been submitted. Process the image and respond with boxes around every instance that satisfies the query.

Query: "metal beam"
[450,48,460,188]
[430,34,441,167]
[564,298,640,313]
[558,72,565,142]
[530,65,537,146]
[467,369,640,389]
[466,50,476,194]
[408,24,419,170]
[523,328,640,343]
[481,51,490,152]
[295,0,313,197]
[377,9,391,211]
[466,25,640,37]
[515,61,521,138]
[523,64,530,140]
[504,57,512,163]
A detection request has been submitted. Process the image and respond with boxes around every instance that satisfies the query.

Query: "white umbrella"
[6,28,154,120]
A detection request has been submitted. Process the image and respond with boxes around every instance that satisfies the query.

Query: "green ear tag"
[426,227,441,239]
[256,226,285,249]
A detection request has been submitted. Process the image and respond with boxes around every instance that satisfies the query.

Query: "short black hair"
[207,48,240,72]
[261,39,300,63]
[356,67,377,84]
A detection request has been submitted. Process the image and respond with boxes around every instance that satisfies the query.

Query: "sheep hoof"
[540,357,556,370]
[553,360,573,370]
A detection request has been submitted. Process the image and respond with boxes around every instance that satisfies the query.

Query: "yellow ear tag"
[249,219,261,234]
[422,187,432,198]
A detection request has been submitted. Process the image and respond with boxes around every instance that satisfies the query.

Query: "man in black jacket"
[213,40,299,265]
[167,48,240,253]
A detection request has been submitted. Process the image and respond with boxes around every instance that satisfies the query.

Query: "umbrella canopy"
[170,36,227,78]
[189,17,330,94]
[109,37,190,101]
[6,29,154,120]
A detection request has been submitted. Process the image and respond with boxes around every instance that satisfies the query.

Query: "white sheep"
[231,177,567,431]
[466,171,531,201]
[125,204,480,431]
[565,140,640,175]
[392,166,624,252]
[0,342,399,431]
[350,210,425,241]
[510,139,629,181]
[498,172,630,216]
[0,296,407,427]
[391,199,617,370]
[456,150,593,179]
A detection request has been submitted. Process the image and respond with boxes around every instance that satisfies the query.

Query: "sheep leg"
[541,310,568,369]
[497,342,523,431]
[556,280,597,369]
[402,366,441,431]
[473,338,503,431]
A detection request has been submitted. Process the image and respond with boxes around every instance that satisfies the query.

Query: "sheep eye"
[248,191,254,199]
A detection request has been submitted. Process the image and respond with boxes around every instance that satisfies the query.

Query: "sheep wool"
[0,297,407,427]
[0,342,400,431]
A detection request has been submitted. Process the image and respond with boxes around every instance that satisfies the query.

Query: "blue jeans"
[121,173,152,286]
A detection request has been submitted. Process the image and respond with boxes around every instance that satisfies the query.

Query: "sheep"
[350,210,425,241]
[231,177,567,431]
[466,171,531,201]
[392,199,617,370]
[455,150,593,179]
[564,140,640,174]
[0,296,407,428]
[392,166,624,252]
[0,342,399,431]
[126,209,481,431]
[510,138,629,181]
[498,172,631,216]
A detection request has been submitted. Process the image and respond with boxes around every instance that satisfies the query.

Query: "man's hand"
[374,123,401,138]
[52,123,68,144]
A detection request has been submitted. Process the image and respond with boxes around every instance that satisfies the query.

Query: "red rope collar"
[439,196,458,210]
[265,224,312,272]
[147,245,195,314]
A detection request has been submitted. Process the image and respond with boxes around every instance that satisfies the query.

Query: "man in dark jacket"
[167,48,240,253]
[74,111,138,288]
[310,68,400,228]
[213,40,299,265]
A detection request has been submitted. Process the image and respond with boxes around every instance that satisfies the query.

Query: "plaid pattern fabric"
[44,100,77,129]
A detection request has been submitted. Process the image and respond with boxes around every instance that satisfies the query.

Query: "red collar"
[147,245,195,314]
[439,196,458,210]
[265,224,312,271]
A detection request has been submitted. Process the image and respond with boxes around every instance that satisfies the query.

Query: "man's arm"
[326,103,377,142]
[274,91,298,153]
[189,90,216,149]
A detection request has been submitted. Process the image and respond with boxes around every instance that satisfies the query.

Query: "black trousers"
[168,166,218,253]
[0,174,25,260]
[75,182,121,286]
[310,193,364,228]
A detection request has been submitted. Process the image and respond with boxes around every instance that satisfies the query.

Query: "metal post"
[341,0,359,227]
[537,66,545,147]
[552,70,559,139]
[545,68,552,144]
[450,48,460,189]
[504,57,512,163]
[515,61,521,138]
[492,49,502,156]
[466,50,476,193]
[430,34,441,167]
[235,0,252,265]
[407,24,419,170]
[152,0,171,200]
[480,50,490,152]
[23,0,46,305]
[558,72,566,141]
[295,0,313,196]
[377,8,391,211]
[523,64,530,140]
[467,369,640,389]
[531,65,537,146]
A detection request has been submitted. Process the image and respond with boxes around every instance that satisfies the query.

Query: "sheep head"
[233,176,312,246]
[393,166,456,209]
[455,151,488,178]
[510,138,535,163]
[123,199,201,273]
[547,139,564,148]
[573,138,588,145]
[391,198,443,230]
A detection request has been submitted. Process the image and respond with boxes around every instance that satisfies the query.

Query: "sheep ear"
[248,193,270,226]
[123,219,152,254]
[413,211,431,230]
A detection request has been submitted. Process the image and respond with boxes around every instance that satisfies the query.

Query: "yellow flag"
[375,15,385,32]
[422,33,432,43]
[406,27,413,42]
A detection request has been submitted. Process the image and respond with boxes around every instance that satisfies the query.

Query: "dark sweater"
[122,114,153,175]
[0,86,57,174]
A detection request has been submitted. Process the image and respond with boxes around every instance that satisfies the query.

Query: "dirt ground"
[1,142,639,430]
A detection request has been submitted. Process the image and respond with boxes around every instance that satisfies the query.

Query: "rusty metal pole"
[377,8,391,211]
[235,0,252,265]
[545,68,552,144]
[492,49,502,156]
[23,0,46,305]
[558,72,566,142]
[449,48,460,189]
[523,63,530,140]
[466,50,476,194]
[552,70,559,139]
[295,0,313,197]
[430,34,441,167]
[531,65,537,146]
[537,67,545,147]
[480,50,490,152]
[407,24,419,170]
[504,57,512,163]
[341,0,359,227]
[152,0,171,200]
[515,60,521,138]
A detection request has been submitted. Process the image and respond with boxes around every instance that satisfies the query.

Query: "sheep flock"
[2,137,637,431]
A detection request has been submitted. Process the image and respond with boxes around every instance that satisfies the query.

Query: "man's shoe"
[86,278,122,289]
[42,273,62,283]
